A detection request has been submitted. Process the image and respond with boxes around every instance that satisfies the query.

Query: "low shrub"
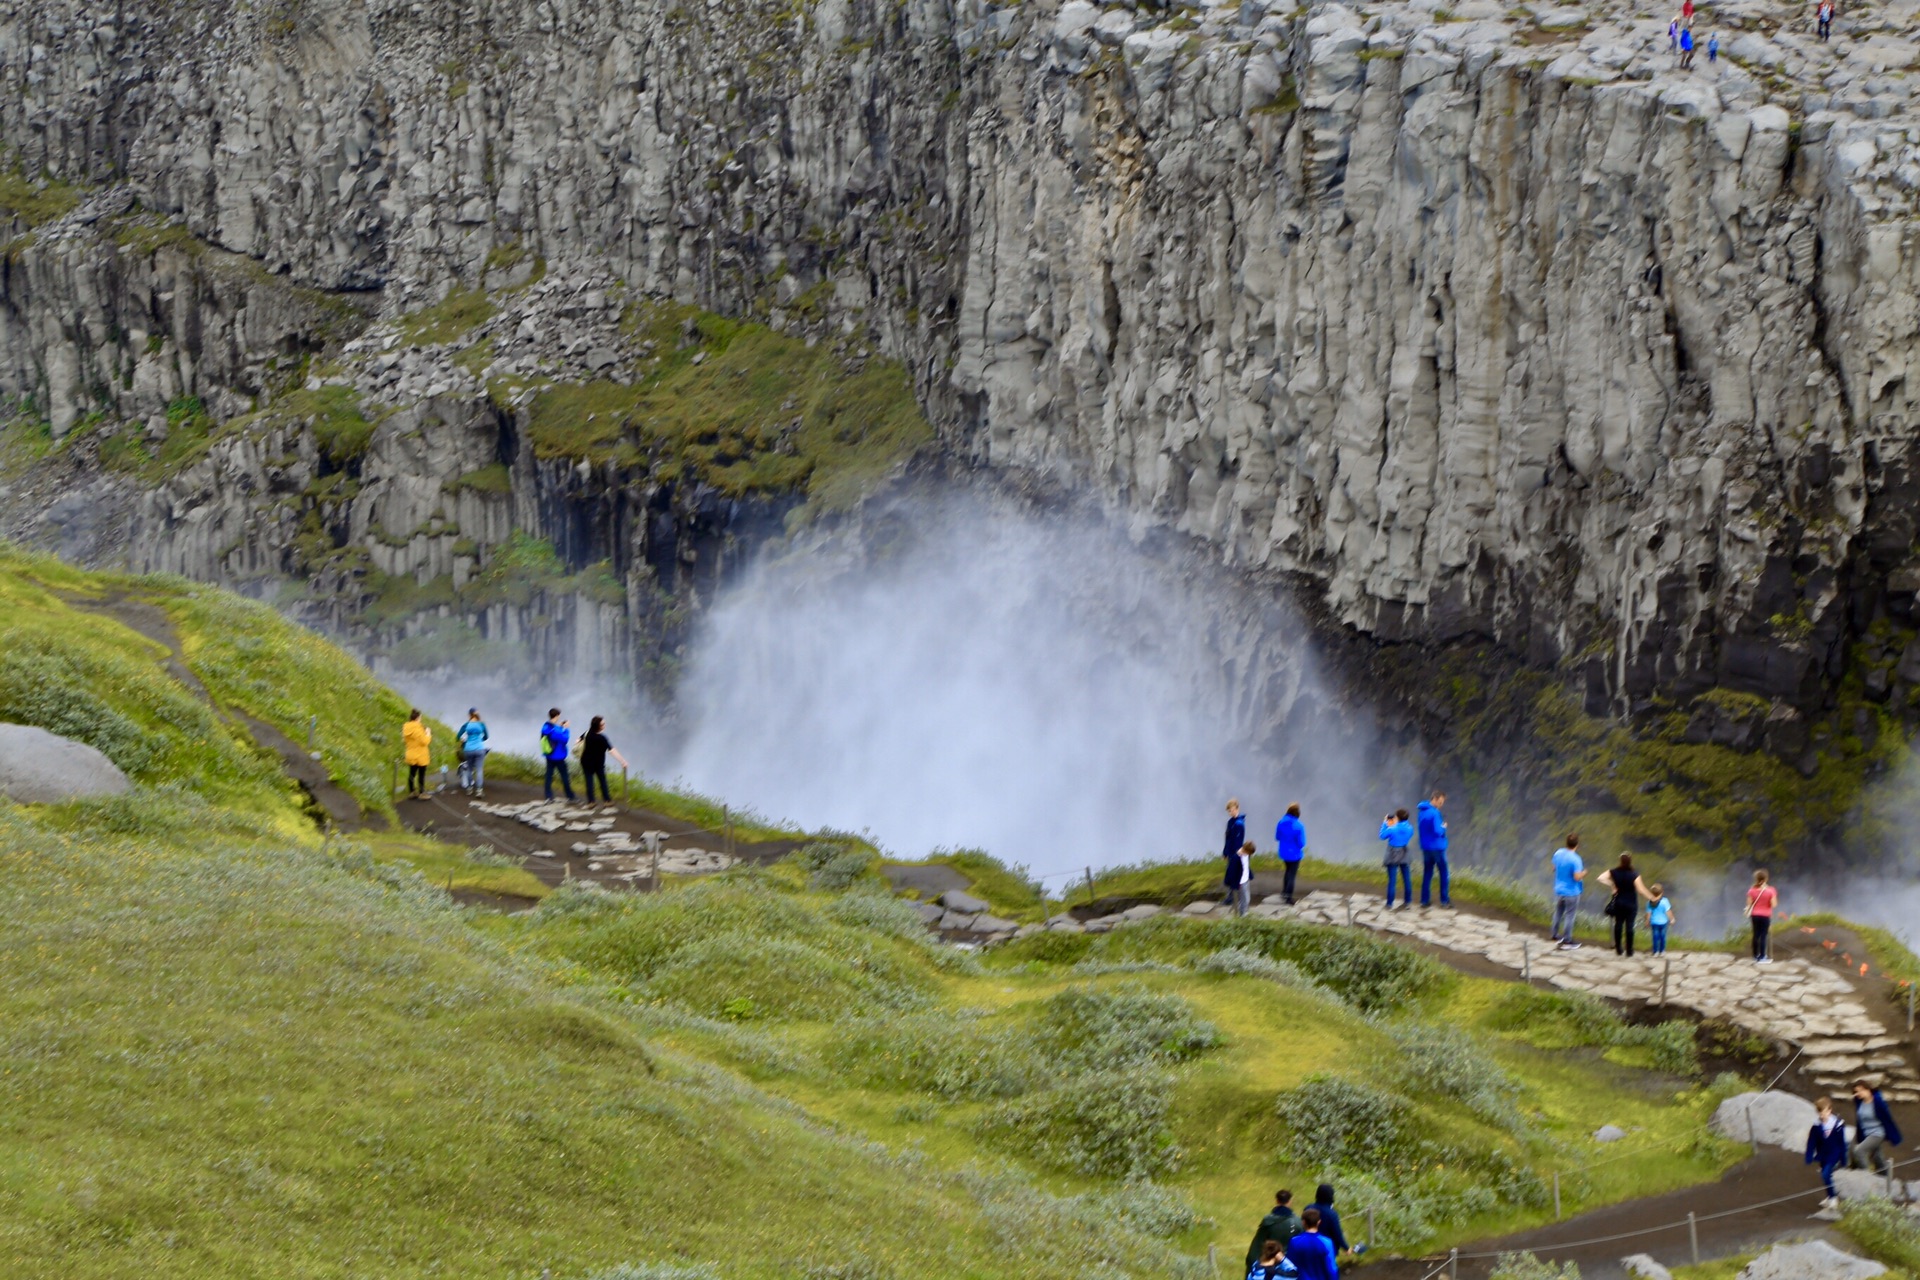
[830,1011,1033,1100]
[1087,1182,1202,1239]
[1840,1196,1920,1272]
[1486,986,1699,1076]
[1385,1021,1521,1127]
[973,1067,1181,1179]
[1488,1253,1580,1280]
[811,848,875,892]
[1033,983,1221,1071]
[1279,1075,1407,1170]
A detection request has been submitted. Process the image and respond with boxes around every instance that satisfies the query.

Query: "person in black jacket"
[1311,1184,1350,1255]
[1806,1096,1849,1205]
[1221,799,1247,908]
[1245,1189,1299,1273]
[1850,1079,1905,1174]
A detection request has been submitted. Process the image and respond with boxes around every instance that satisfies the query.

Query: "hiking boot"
[1559,940,1581,951]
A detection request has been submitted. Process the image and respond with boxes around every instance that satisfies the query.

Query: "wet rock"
[0,723,131,803]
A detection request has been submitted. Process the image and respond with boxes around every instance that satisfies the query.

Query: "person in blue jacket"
[1806,1096,1849,1205]
[1311,1184,1350,1255]
[455,708,490,796]
[1851,1079,1904,1174]
[1416,791,1450,908]
[1379,809,1413,908]
[540,708,575,801]
[1286,1206,1338,1280]
[1275,803,1307,905]
[1221,799,1247,907]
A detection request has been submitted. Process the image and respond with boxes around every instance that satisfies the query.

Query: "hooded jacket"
[1246,1205,1299,1272]
[1806,1114,1848,1167]
[1285,1231,1337,1280]
[402,719,432,767]
[1312,1186,1349,1254]
[456,719,490,754]
[541,721,571,763]
[1415,801,1447,853]
[1224,813,1247,861]
[1275,814,1307,863]
[1855,1090,1905,1147]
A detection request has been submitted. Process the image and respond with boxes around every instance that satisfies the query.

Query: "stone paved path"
[1061,890,1919,1102]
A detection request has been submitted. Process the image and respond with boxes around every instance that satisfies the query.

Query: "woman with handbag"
[1596,853,1653,955]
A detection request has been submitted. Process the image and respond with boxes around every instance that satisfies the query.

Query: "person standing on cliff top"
[1275,803,1307,905]
[1669,17,1679,49]
[1817,0,1834,39]
[1379,808,1413,908]
[1681,0,1695,25]
[1416,791,1450,909]
[1679,25,1696,67]
[1708,31,1719,63]
[1551,834,1585,949]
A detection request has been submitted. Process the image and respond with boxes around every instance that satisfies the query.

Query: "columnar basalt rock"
[3,0,1918,723]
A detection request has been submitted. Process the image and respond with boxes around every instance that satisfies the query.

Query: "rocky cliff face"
[4,0,1920,735]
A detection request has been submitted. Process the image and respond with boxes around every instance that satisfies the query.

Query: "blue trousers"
[544,758,574,800]
[1385,863,1411,905]
[1819,1159,1842,1197]
[1650,924,1668,954]
[1421,850,1450,906]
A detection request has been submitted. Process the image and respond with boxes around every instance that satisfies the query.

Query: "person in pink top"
[1746,870,1778,963]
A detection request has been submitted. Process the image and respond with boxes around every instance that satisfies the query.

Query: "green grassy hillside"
[0,550,1804,1278]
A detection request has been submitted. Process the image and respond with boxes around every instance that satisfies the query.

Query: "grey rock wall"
[4,0,1919,720]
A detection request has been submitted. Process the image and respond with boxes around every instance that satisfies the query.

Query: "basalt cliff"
[5,0,1920,864]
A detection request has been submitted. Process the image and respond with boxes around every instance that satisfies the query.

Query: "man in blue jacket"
[1851,1079,1904,1174]
[1417,791,1450,908]
[1276,804,1306,905]
[541,708,575,801]
[1286,1207,1338,1280]
[1806,1096,1849,1205]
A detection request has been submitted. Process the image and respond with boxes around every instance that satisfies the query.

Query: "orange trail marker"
[1860,963,1870,977]
[1823,940,1837,949]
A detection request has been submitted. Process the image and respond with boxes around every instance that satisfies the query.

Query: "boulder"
[1710,1092,1817,1151]
[914,902,945,925]
[1621,1256,1672,1280]
[0,724,131,804]
[1594,1124,1627,1142]
[1737,1240,1886,1280]
[1120,904,1163,921]
[937,889,991,915]
[937,910,977,931]
[1831,1167,1913,1201]
[970,914,1017,934]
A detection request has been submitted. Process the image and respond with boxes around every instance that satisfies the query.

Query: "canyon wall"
[4,0,1920,729]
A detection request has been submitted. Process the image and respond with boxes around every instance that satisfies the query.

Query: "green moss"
[114,216,206,259]
[530,299,931,519]
[447,461,512,495]
[0,165,83,228]
[395,286,494,346]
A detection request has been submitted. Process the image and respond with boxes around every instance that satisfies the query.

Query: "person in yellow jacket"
[402,709,432,798]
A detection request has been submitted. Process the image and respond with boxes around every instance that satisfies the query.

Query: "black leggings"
[582,764,611,803]
[407,763,427,793]
[1751,915,1771,959]
[1282,861,1299,903]
[1612,912,1635,956]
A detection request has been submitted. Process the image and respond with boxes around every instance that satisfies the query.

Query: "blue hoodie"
[1378,819,1412,849]
[1285,1231,1337,1280]
[1416,801,1447,853]
[541,721,571,762]
[1275,814,1306,863]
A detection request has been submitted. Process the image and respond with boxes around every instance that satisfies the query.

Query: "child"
[1647,884,1673,955]
[1805,1095,1848,1207]
[1746,870,1778,963]
[1247,1238,1293,1280]
[1379,808,1414,908]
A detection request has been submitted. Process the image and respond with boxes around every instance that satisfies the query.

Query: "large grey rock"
[1736,1240,1886,1280]
[969,914,1017,934]
[1831,1168,1913,1201]
[1710,1092,1818,1151]
[1620,1256,1672,1280]
[0,724,131,804]
[937,890,991,915]
[1593,1124,1626,1143]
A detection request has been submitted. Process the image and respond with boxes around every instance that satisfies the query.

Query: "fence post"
[1522,938,1531,981]
[724,804,733,859]
[1688,1212,1699,1266]
[1085,866,1096,907]
[307,714,317,752]
[390,759,398,797]
[1747,1104,1758,1149]
[1346,898,1354,927]
[1660,956,1671,1006]
[1366,1205,1374,1249]
[621,766,628,805]
[1206,1244,1218,1276]
[1448,1247,1459,1278]
[1553,1171,1561,1220]
[1908,982,1915,1032]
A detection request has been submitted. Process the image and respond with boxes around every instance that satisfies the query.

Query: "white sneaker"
[1560,941,1581,951]
[1756,957,1774,964]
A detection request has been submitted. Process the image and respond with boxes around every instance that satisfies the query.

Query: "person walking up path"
[1647,883,1674,955]
[1817,0,1833,40]
[1746,870,1777,963]
[541,708,575,802]
[1708,31,1719,63]
[455,708,489,796]
[402,708,431,799]
[1286,1208,1339,1280]
[578,715,629,804]
[1222,799,1247,909]
[1551,834,1585,949]
[1379,808,1413,908]
[1311,1184,1351,1257]
[1597,853,1653,956]
[1417,791,1450,908]
[1850,1079,1903,1175]
[1806,1095,1849,1207]
[1246,1189,1300,1274]
[1276,804,1306,905]
[1679,25,1695,68]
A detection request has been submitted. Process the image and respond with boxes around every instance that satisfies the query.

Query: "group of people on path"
[1666,0,1718,70]
[397,707,628,803]
[1547,836,1778,962]
[1217,792,1454,917]
[1805,1081,1905,1205]
[1245,1185,1353,1280]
